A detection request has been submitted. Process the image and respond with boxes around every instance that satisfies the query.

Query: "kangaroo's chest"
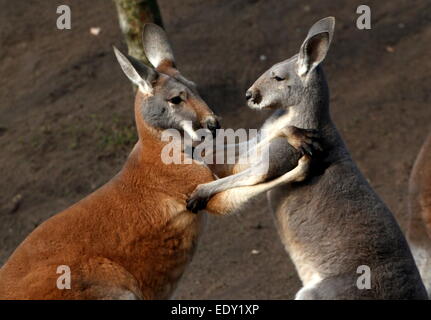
[266,183,322,284]
[265,162,342,282]
[161,161,215,194]
[154,213,207,299]
[133,204,206,299]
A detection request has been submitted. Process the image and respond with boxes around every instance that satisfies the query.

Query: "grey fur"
[142,23,176,68]
[407,132,431,297]
[298,16,334,76]
[256,17,426,299]
[113,46,157,91]
[114,25,219,137]
[140,77,200,133]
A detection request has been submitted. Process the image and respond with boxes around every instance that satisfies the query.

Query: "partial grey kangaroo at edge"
[407,132,431,297]
[189,17,428,299]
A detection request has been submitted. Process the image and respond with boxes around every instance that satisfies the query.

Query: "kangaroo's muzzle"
[246,88,263,108]
[203,116,221,138]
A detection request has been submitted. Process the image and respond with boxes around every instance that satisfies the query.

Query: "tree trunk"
[113,0,163,65]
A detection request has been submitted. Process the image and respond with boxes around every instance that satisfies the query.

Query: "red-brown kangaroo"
[0,23,220,300]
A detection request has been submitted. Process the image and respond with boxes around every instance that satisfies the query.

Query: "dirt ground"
[0,0,430,299]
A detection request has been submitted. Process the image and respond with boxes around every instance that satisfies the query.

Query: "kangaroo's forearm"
[208,163,237,178]
[207,140,254,177]
[205,156,311,215]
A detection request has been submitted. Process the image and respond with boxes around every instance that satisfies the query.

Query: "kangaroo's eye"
[169,96,182,105]
[273,75,285,81]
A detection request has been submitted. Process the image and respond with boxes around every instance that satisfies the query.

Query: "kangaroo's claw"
[283,126,322,156]
[300,143,313,157]
[186,189,210,214]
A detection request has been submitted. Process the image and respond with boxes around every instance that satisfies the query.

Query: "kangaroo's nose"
[205,117,221,138]
[245,90,253,101]
[246,89,262,104]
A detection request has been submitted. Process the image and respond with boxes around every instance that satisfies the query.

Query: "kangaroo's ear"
[142,23,177,75]
[297,17,335,77]
[113,46,158,94]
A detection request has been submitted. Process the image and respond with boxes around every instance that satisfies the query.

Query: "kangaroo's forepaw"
[293,155,312,182]
[186,187,210,214]
[283,126,322,156]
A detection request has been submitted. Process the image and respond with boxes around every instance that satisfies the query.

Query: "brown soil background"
[0,0,430,299]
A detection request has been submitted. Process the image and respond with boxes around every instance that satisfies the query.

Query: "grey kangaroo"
[188,17,427,299]
[408,132,431,297]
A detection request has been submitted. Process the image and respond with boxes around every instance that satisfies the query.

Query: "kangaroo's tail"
[408,132,431,297]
